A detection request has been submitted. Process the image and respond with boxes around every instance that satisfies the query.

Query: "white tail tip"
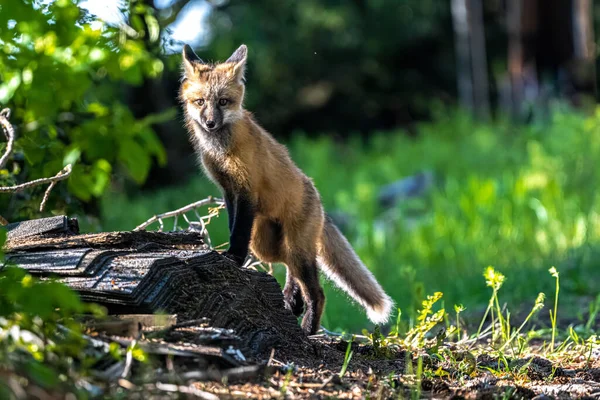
[366,295,395,325]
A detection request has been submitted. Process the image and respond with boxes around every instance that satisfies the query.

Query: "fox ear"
[182,44,203,77]
[226,44,247,82]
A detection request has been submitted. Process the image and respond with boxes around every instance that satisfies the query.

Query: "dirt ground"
[180,335,600,400]
[5,225,599,399]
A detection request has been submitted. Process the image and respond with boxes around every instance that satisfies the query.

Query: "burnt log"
[2,216,310,359]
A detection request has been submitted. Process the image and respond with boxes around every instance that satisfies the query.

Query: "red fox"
[179,44,393,335]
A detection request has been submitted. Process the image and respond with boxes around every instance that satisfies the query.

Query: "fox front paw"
[222,251,245,266]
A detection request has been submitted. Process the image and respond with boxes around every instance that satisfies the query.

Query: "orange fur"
[179,44,393,334]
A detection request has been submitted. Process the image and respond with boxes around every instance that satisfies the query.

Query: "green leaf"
[138,128,167,166]
[63,147,81,166]
[25,361,59,389]
[87,102,109,117]
[0,73,21,104]
[90,159,112,196]
[119,138,151,184]
[67,165,92,202]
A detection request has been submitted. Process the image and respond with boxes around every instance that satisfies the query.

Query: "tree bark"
[452,0,474,112]
[571,0,597,104]
[467,0,490,119]
[507,0,524,118]
[3,217,310,359]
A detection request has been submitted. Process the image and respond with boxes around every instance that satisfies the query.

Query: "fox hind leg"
[250,218,306,316]
[251,217,283,263]
[288,253,324,335]
[283,272,304,317]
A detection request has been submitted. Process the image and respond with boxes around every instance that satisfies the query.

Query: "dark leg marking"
[283,271,305,317]
[224,191,235,232]
[223,190,255,266]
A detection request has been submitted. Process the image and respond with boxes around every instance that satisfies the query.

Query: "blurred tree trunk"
[504,0,540,121]
[452,0,474,112]
[570,0,597,105]
[506,0,522,118]
[451,0,490,119]
[504,0,596,120]
[468,0,490,119]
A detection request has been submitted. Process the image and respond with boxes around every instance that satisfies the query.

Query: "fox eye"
[195,99,205,106]
[218,98,229,106]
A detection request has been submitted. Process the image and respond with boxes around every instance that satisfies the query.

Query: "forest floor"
[189,334,600,400]
[3,220,599,399]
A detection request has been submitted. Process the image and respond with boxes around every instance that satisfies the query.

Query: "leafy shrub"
[0,229,104,398]
[0,0,168,220]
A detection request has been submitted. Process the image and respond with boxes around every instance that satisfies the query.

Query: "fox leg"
[283,272,304,317]
[281,181,326,334]
[250,218,305,316]
[224,192,234,231]
[287,254,324,335]
[223,189,255,265]
[251,217,282,262]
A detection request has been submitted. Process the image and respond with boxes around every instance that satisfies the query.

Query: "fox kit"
[179,44,393,334]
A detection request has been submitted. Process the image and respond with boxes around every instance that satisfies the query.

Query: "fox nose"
[206,120,216,129]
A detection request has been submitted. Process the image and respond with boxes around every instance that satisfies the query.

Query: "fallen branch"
[0,108,73,213]
[134,196,225,247]
[152,383,219,400]
[179,365,268,383]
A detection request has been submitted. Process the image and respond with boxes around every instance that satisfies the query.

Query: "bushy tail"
[317,216,394,324]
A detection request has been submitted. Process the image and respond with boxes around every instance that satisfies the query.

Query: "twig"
[39,166,72,211]
[134,196,225,232]
[319,327,344,337]
[135,196,226,250]
[154,382,219,400]
[0,164,72,194]
[0,108,73,212]
[243,252,265,270]
[179,365,267,382]
[267,348,276,367]
[121,336,138,379]
[0,108,14,169]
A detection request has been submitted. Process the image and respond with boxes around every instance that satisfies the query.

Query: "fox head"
[180,44,247,133]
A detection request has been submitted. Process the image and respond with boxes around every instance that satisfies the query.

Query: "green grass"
[94,106,600,333]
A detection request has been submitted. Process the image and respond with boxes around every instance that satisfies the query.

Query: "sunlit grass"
[349,264,599,395]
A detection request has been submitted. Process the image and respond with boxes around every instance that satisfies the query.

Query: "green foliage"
[338,336,354,378]
[478,266,506,341]
[0,0,168,220]
[364,265,594,390]
[0,228,104,397]
[499,292,545,353]
[362,324,398,358]
[549,266,560,352]
[378,291,449,353]
[405,292,446,349]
